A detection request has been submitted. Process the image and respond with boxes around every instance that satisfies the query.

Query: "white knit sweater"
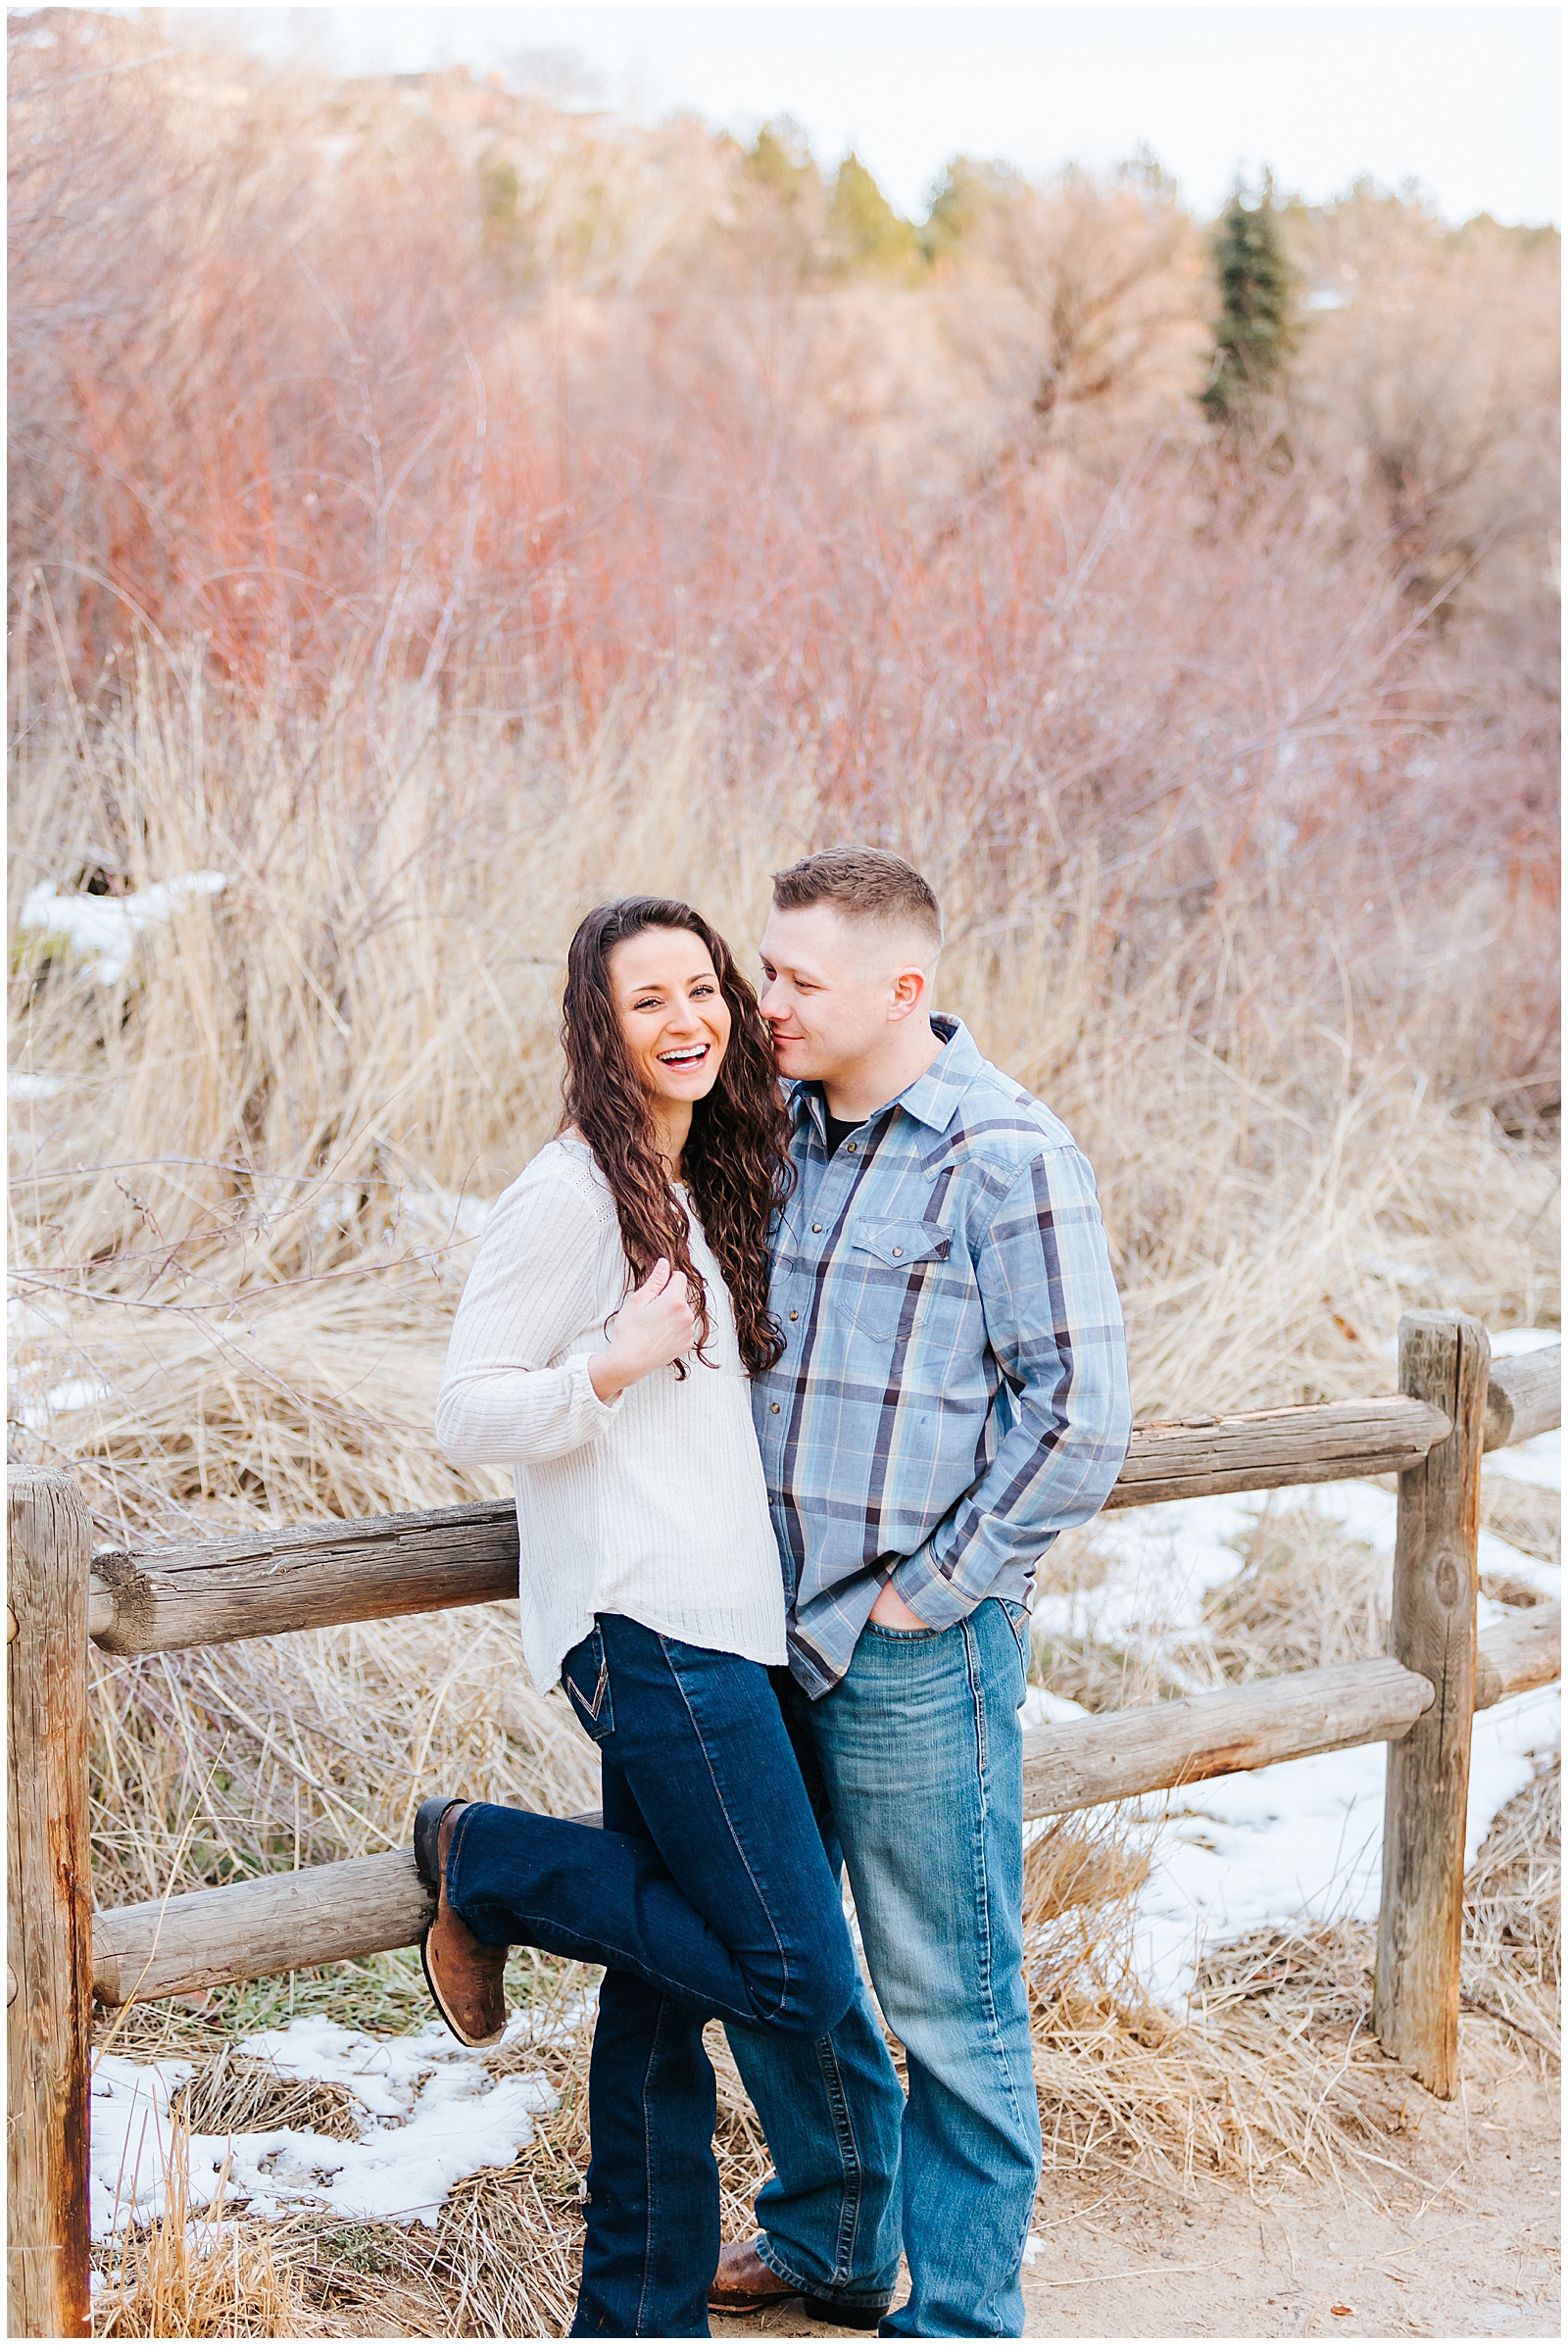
[434,1137,787,1691]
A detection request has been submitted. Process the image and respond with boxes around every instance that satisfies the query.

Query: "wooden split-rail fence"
[7,1311,1562,2335]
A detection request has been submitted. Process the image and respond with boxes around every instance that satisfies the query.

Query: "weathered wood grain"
[1484,1342,1562,1452]
[8,1472,93,2339]
[1374,1311,1490,2101]
[1020,1654,1436,1820]
[87,1398,1455,1657]
[92,1604,1558,2009]
[77,1350,1562,1659]
[92,1849,434,2006]
[1102,1394,1453,1509]
[88,1497,520,1654]
[1473,1599,1561,1712]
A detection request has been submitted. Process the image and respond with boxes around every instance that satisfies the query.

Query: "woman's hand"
[589,1259,697,1400]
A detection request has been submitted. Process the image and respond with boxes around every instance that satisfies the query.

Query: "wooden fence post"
[7,1470,94,2338]
[1374,1310,1490,2099]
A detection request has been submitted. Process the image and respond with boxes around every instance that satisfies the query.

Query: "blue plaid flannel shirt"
[753,1015,1132,1698]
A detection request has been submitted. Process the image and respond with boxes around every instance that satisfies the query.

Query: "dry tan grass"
[92,2121,297,2338]
[1481,1476,1562,1569]
[7,533,1555,2345]
[9,666,1558,1564]
[10,39,1557,2328]
[87,1606,601,1911]
[1200,1504,1389,1684]
[169,2053,363,2147]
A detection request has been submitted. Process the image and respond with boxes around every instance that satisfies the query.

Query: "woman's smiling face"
[608,926,732,1106]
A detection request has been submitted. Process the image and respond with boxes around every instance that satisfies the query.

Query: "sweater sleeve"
[434,1163,627,1467]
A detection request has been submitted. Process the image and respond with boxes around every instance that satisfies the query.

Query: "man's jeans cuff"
[755,2235,893,2311]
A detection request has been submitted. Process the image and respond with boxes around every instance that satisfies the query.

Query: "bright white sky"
[129,5,1560,224]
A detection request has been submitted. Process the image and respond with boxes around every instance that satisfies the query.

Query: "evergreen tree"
[1200,174,1298,424]
[744,117,818,211]
[921,155,1019,264]
[827,152,920,278]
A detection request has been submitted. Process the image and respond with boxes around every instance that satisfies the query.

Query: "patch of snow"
[19,872,228,986]
[1288,1474,1560,1603]
[90,2012,556,2240]
[1027,1323,1562,2007]
[305,1181,364,1239]
[1488,1329,1560,1358]
[1483,1428,1560,1493]
[1035,1490,1258,1658]
[302,1182,493,1245]
[18,1378,112,1430]
[7,1295,68,1340]
[1131,1685,1559,2008]
[1020,1685,1092,1731]
[1359,1252,1433,1287]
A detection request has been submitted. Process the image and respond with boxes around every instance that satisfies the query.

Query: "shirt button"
[811,1222,822,1234]
[892,1246,904,1257]
[847,1142,858,1152]
[789,1309,799,1321]
[770,1401,781,1413]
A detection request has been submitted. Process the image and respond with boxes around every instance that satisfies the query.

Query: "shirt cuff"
[889,1541,982,1634]
[574,1353,627,1423]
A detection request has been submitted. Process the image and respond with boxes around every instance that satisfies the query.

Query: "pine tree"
[827,153,920,278]
[921,155,1019,265]
[1200,174,1298,425]
[744,118,818,211]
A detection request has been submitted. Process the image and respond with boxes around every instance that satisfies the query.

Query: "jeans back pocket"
[562,1624,614,1744]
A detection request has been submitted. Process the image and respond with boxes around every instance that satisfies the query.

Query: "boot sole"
[709,2287,887,2329]
[419,1922,507,2051]
[414,1796,506,2051]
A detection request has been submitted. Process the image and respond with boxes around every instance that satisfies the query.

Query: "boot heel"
[414,1793,464,1892]
[803,2301,888,2330]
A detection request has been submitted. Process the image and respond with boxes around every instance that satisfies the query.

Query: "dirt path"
[710,2052,1559,2340]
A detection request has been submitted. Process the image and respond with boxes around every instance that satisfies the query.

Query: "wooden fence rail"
[7,1322,1562,2335]
[89,1597,1559,2011]
[84,1360,1559,1660]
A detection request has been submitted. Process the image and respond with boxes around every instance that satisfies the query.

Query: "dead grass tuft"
[93,2124,299,2337]
[1480,1477,1562,1569]
[1201,1504,1389,1683]
[169,2052,362,2145]
[1025,1816,1153,1927]
[1461,1755,1560,2063]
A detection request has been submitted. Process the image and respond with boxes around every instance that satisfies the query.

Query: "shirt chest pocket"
[841,1220,952,1342]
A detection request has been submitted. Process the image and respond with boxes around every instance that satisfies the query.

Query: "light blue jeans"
[726,1597,1041,2338]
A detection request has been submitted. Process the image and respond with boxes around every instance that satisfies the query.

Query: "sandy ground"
[710,2044,1559,2342]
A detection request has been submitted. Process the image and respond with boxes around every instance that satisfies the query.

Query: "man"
[710,848,1131,2339]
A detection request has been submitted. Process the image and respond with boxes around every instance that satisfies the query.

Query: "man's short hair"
[770,848,943,956]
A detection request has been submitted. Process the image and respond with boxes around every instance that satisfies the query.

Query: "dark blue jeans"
[444,1613,859,2338]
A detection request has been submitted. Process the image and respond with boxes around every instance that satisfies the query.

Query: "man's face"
[758,903,908,1087]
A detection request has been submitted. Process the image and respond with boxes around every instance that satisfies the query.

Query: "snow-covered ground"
[91,2014,557,2241]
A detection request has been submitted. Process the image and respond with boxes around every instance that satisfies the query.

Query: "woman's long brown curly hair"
[560,898,793,1377]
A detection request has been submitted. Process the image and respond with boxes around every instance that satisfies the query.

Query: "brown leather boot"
[709,2239,890,2329]
[709,2241,802,2317]
[415,1795,508,2049]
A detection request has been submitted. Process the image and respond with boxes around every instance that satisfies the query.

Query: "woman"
[427,897,858,2340]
